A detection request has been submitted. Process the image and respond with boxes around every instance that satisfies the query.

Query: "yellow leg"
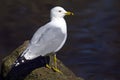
[52,54,62,74]
[54,54,57,68]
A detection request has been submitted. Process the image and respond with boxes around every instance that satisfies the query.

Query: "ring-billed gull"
[13,6,73,73]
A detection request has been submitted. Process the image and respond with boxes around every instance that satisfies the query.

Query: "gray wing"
[24,26,66,60]
[30,25,48,44]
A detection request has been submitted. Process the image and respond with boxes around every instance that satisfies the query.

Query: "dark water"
[0,0,120,80]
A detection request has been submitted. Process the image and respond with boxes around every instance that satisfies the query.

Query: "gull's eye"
[58,10,62,12]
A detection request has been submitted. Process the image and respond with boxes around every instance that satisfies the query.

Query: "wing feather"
[24,26,66,59]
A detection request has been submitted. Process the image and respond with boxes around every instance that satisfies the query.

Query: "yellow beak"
[65,11,74,15]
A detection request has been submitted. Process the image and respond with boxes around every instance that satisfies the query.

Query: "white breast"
[50,17,67,52]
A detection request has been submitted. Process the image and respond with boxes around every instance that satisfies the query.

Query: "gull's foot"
[45,64,51,69]
[45,64,62,74]
[52,67,63,74]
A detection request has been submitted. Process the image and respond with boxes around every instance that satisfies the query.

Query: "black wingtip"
[5,56,50,80]
[12,56,27,68]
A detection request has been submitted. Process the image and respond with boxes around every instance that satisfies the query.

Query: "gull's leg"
[45,56,51,69]
[54,54,57,68]
[52,54,62,73]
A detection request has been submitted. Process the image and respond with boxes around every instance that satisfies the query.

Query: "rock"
[1,41,84,80]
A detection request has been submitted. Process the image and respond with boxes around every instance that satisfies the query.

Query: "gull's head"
[50,6,74,18]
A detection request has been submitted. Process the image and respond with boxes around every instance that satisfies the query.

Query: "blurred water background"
[0,0,120,80]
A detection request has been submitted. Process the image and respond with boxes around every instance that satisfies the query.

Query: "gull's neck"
[50,17,67,33]
[51,17,66,24]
